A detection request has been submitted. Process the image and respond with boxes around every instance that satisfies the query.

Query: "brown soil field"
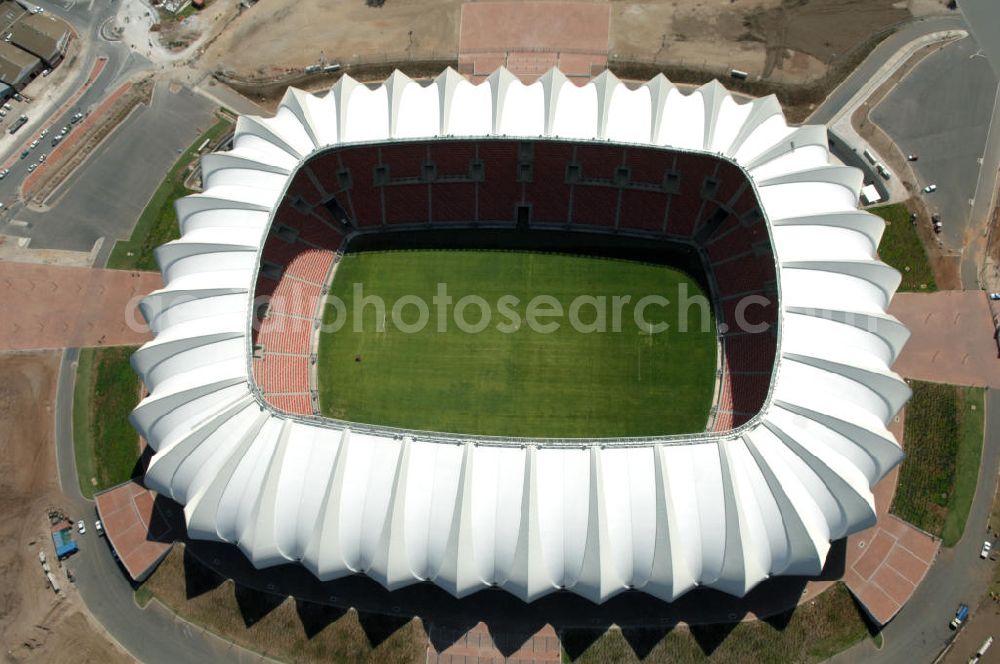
[205,0,949,87]
[204,0,464,77]
[0,351,129,663]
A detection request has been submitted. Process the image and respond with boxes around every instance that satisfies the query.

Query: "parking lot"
[872,35,999,253]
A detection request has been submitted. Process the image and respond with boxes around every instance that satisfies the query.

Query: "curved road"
[55,352,271,664]
[832,389,1000,664]
[41,5,1000,664]
[808,13,969,125]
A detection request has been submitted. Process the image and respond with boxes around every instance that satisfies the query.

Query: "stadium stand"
[431,141,476,178]
[623,146,672,186]
[476,141,521,223]
[619,189,667,232]
[525,142,573,225]
[339,148,383,226]
[430,182,477,224]
[251,188,345,415]
[571,184,619,228]
[618,189,667,233]
[252,138,781,428]
[383,184,431,225]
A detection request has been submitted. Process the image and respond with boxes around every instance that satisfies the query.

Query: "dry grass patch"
[565,584,872,663]
[140,546,428,663]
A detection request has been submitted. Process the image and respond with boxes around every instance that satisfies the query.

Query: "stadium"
[129,67,910,605]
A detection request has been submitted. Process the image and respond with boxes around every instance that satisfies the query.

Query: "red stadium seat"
[571,184,618,227]
[619,189,667,232]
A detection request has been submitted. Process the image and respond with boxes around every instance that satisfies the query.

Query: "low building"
[9,12,70,67]
[0,40,39,89]
[860,183,883,206]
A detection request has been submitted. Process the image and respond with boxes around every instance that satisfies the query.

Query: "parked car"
[982,540,992,558]
[907,154,919,161]
[27,163,36,172]
[76,519,86,535]
[71,112,83,123]
[94,520,104,536]
[990,293,1000,301]
[39,128,47,137]
[60,125,69,135]
[951,603,970,629]
[50,135,61,146]
[876,163,891,180]
[29,139,38,148]
[924,184,938,193]
[19,150,28,159]
[41,68,50,77]
[38,153,45,162]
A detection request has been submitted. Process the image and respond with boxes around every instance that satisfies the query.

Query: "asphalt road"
[27,3,1000,664]
[17,79,215,251]
[831,388,1000,664]
[808,14,970,126]
[53,350,270,664]
[0,0,153,247]
[871,34,998,255]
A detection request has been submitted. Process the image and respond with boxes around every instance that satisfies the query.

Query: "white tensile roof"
[130,68,910,604]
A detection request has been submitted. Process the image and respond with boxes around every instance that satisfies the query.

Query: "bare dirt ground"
[201,0,950,85]
[0,351,130,663]
[203,0,464,78]
[612,0,947,84]
[116,0,238,65]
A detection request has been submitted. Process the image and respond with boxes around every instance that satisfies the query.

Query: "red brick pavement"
[0,262,161,350]
[458,2,609,83]
[428,623,562,664]
[94,481,174,581]
[839,411,941,624]
[889,290,1000,388]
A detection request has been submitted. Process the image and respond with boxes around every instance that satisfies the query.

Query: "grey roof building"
[9,12,70,66]
[0,40,39,88]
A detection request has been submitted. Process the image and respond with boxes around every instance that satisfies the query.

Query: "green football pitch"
[316,250,718,438]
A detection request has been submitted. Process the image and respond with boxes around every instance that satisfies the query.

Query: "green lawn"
[871,203,937,292]
[107,116,233,271]
[317,250,717,438]
[890,381,985,544]
[72,346,142,498]
[942,386,985,546]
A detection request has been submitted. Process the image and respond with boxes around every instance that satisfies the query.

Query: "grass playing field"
[316,250,718,438]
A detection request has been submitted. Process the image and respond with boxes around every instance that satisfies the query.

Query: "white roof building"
[130,68,910,604]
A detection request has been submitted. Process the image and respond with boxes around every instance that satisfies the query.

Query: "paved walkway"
[458,2,609,83]
[889,290,1000,388]
[0,262,160,350]
[428,623,562,663]
[94,480,174,582]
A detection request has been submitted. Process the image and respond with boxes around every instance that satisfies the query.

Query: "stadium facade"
[130,68,910,604]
